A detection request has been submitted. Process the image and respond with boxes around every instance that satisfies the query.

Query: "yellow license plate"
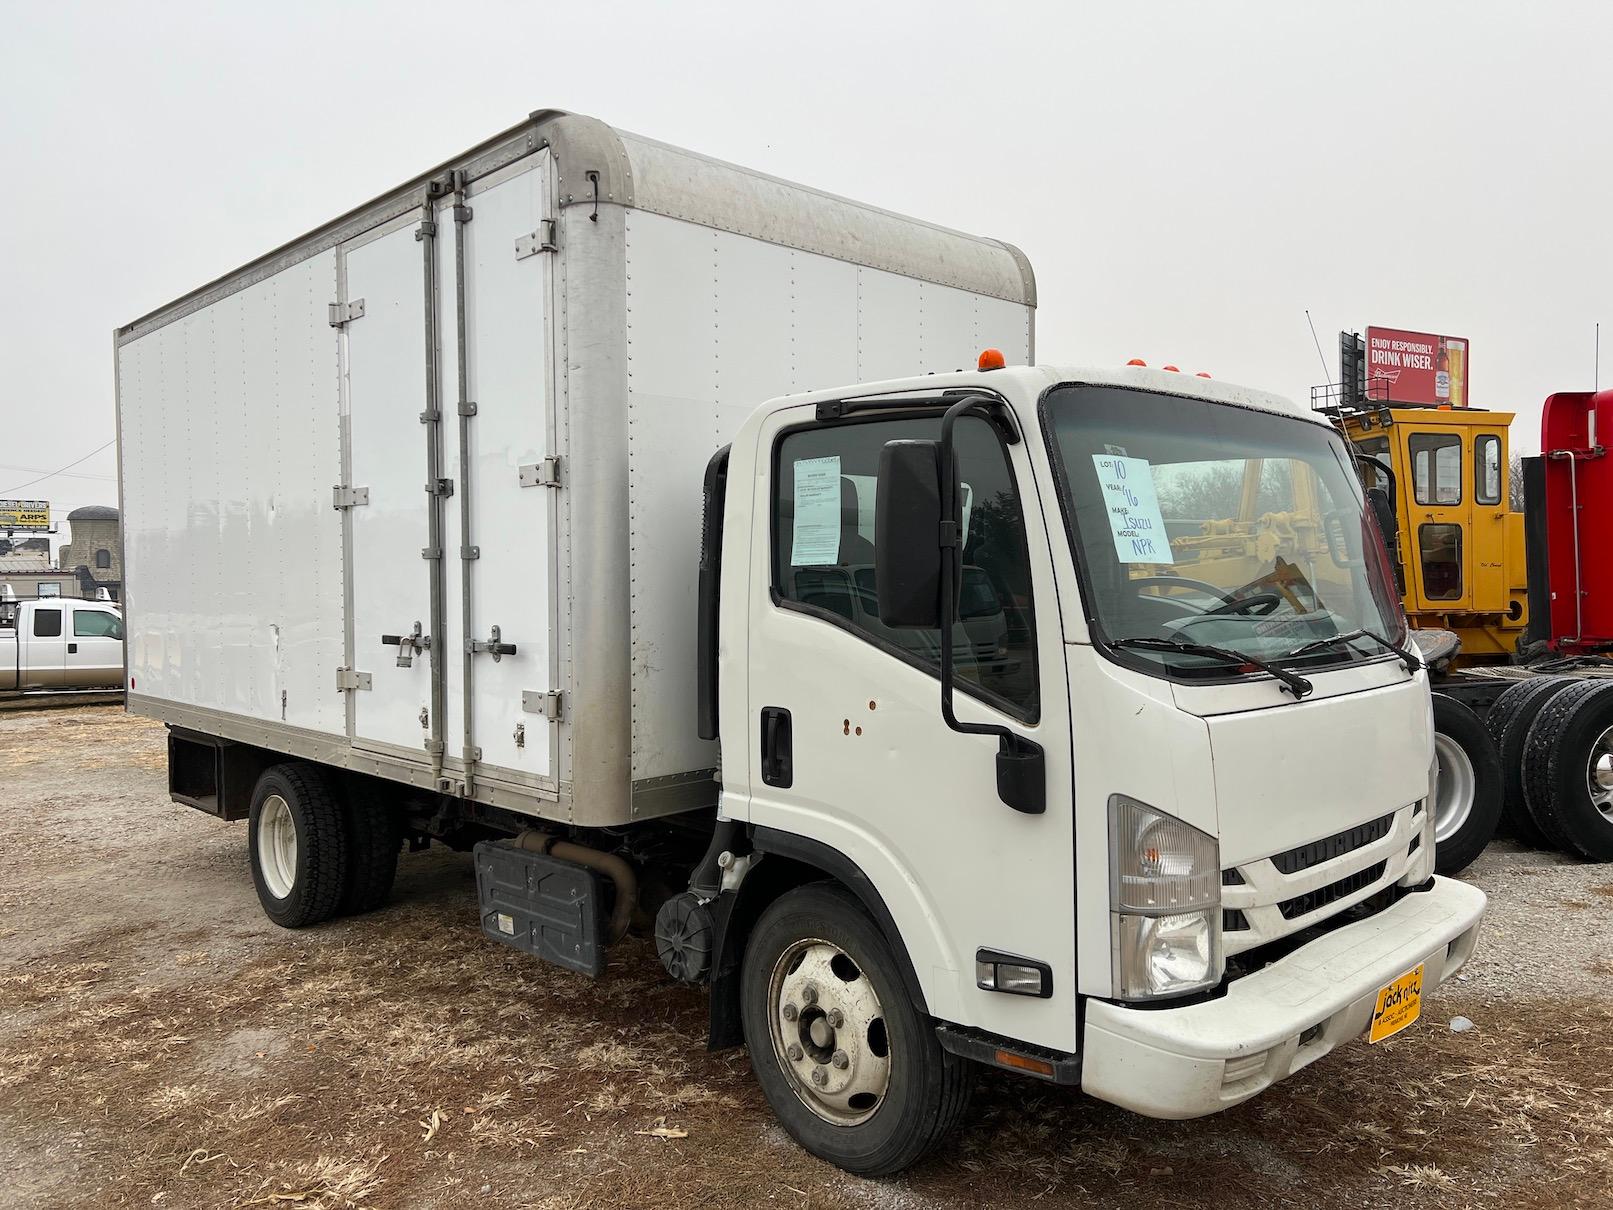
[1368,964,1424,1043]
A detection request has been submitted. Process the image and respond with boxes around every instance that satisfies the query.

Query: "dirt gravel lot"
[3,706,1612,1209]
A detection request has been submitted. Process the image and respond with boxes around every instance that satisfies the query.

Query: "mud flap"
[474,840,605,976]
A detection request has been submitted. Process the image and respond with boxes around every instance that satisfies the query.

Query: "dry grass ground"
[2,707,1612,1209]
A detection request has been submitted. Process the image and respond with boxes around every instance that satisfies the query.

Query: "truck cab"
[1,597,125,692]
[1342,403,1528,661]
[704,361,1485,1143]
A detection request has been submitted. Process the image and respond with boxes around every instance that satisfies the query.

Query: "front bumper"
[1081,875,1486,1119]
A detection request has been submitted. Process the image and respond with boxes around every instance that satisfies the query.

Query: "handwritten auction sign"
[1090,456,1172,564]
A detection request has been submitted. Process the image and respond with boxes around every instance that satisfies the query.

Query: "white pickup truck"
[0,598,125,692]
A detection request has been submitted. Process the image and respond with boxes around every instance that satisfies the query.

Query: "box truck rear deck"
[116,108,1484,1174]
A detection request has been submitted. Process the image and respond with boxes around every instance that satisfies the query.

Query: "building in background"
[0,536,80,599]
[57,505,122,601]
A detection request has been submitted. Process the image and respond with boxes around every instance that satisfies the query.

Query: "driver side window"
[772,414,1039,719]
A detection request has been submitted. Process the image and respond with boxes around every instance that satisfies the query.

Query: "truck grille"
[1219,803,1424,958]
[1270,812,1394,875]
[1277,861,1388,919]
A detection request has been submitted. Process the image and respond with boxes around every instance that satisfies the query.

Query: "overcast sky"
[2,0,1608,540]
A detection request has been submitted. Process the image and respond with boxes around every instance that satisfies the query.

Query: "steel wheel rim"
[257,794,297,899]
[1587,725,1613,819]
[1432,732,1476,844]
[766,938,891,1126]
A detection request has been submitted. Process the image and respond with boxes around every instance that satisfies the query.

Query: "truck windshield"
[1042,384,1405,679]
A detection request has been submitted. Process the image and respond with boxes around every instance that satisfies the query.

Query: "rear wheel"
[339,785,400,916]
[247,763,348,928]
[741,883,973,1175]
[1486,676,1576,848]
[1430,694,1503,876]
[1522,680,1613,861]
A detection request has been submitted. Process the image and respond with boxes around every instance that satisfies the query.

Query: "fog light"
[975,949,1053,998]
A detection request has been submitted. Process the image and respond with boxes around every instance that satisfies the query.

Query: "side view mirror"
[874,439,945,628]
[873,417,1045,816]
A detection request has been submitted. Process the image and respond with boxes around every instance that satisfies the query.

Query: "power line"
[0,440,116,496]
[0,463,115,482]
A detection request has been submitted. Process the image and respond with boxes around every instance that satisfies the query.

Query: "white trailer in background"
[118,108,1483,1176]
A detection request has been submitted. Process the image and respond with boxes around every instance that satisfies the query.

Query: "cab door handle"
[761,707,793,788]
[68,643,78,654]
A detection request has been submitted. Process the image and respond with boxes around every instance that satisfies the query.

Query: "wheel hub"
[1588,727,1613,817]
[256,794,297,899]
[768,940,890,1126]
[1432,731,1477,844]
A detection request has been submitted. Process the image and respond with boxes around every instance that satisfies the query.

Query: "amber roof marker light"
[978,348,1006,371]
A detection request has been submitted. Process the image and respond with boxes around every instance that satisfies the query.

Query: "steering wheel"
[1203,591,1282,617]
[1127,576,1283,618]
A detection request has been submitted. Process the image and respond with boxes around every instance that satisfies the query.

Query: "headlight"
[1109,796,1223,1000]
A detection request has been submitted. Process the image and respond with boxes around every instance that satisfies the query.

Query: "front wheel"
[1430,694,1503,876]
[740,883,973,1176]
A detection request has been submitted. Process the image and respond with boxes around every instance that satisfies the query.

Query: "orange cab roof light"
[1163,365,1180,373]
[978,348,1006,371]
[1196,371,1212,378]
[1126,358,1147,367]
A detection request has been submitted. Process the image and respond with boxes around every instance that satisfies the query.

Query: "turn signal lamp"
[1126,358,1147,367]
[978,348,1006,371]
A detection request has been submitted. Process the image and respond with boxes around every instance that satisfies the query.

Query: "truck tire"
[247,763,349,928]
[340,787,400,916]
[740,882,973,1176]
[1486,676,1576,848]
[1521,680,1613,861]
[1430,694,1503,876]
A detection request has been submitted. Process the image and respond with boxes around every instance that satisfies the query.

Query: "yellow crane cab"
[1339,402,1528,665]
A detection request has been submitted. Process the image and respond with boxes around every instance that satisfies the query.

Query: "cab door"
[1470,431,1507,612]
[740,403,1078,1053]
[1405,428,1470,611]
[64,605,123,687]
[22,605,66,689]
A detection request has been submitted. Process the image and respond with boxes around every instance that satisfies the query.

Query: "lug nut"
[811,1066,828,1086]
[801,984,818,1006]
[786,1043,803,1062]
[826,1009,844,1028]
[832,1049,849,1070]
[781,1003,798,1021]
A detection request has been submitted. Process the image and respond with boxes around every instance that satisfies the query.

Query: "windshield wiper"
[1110,637,1314,700]
[1282,628,1422,673]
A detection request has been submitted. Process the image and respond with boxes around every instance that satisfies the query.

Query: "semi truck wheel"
[1486,676,1576,848]
[1430,694,1503,876]
[740,883,973,1176]
[340,787,400,916]
[1521,680,1613,862]
[247,764,349,928]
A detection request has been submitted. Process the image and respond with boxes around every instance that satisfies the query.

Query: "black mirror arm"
[937,397,1046,815]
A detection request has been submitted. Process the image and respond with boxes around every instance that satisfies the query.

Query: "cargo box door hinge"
[518,455,562,488]
[336,668,372,691]
[514,219,558,260]
[328,299,366,327]
[332,485,370,509]
[522,690,563,721]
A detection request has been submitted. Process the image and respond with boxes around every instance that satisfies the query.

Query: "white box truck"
[116,108,1485,1175]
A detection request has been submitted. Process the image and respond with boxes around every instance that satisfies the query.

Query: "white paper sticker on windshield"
[1091,454,1173,564]
[790,455,842,566]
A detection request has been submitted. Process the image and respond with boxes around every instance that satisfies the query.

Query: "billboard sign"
[0,499,51,531]
[1366,326,1469,407]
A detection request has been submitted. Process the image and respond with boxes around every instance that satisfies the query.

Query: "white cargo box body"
[115,109,1035,826]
